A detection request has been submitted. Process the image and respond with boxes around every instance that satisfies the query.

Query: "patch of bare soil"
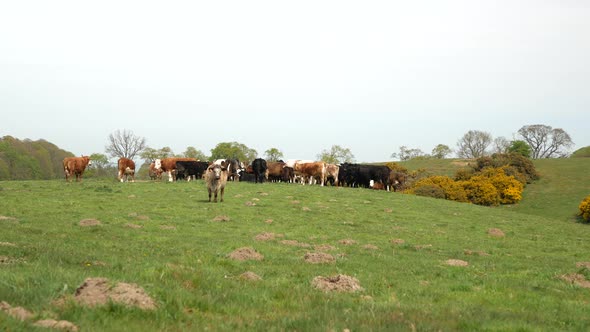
[280,240,311,248]
[254,232,283,241]
[312,274,363,293]
[239,271,262,281]
[0,256,13,264]
[445,259,469,267]
[245,201,257,207]
[290,200,300,204]
[228,247,264,261]
[464,249,490,256]
[0,215,17,221]
[264,219,273,224]
[339,239,357,245]
[391,239,405,245]
[488,228,505,237]
[34,319,79,331]
[0,301,34,321]
[302,207,311,211]
[136,215,150,221]
[560,273,590,288]
[384,208,393,213]
[79,219,101,227]
[0,242,16,247]
[576,262,590,269]
[212,215,231,222]
[73,277,157,310]
[125,223,143,229]
[363,244,379,250]
[414,244,433,250]
[314,244,336,252]
[304,252,335,264]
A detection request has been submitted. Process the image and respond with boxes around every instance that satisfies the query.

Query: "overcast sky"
[1,1,588,162]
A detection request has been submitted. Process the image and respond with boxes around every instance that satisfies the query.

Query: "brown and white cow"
[63,156,92,182]
[326,164,340,186]
[149,162,163,180]
[154,158,197,182]
[117,157,135,182]
[206,162,228,203]
[293,161,327,186]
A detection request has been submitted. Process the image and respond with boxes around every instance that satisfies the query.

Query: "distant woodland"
[0,136,74,180]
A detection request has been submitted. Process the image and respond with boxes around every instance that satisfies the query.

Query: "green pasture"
[1,160,590,331]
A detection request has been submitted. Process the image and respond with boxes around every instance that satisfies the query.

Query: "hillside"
[400,157,590,222]
[1,179,590,331]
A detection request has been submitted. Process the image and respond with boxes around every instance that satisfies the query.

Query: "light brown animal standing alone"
[63,156,92,182]
[206,162,228,203]
[117,157,136,182]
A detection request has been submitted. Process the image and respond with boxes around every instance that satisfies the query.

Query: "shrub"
[411,176,468,202]
[579,195,590,222]
[461,177,500,206]
[413,185,445,199]
[473,153,539,184]
[479,167,524,204]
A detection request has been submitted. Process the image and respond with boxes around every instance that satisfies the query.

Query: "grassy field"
[1,162,590,331]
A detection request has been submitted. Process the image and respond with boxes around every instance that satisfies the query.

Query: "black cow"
[252,158,267,183]
[338,163,391,189]
[176,161,210,181]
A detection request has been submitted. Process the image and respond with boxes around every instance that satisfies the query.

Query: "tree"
[492,137,510,154]
[105,129,146,159]
[210,142,257,162]
[431,144,452,159]
[456,130,492,158]
[88,153,112,178]
[317,145,355,164]
[183,147,208,161]
[264,148,284,162]
[508,140,532,158]
[517,124,574,159]
[391,146,426,161]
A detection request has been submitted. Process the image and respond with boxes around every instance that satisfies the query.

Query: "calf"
[206,163,228,202]
[117,157,135,182]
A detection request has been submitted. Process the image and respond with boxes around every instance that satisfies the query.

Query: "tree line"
[0,124,583,181]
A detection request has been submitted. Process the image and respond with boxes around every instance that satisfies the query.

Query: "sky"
[1,1,589,163]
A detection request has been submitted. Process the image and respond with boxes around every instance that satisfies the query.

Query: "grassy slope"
[0,177,590,331]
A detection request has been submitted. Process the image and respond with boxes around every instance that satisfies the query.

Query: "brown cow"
[117,157,136,182]
[326,164,340,186]
[154,158,197,182]
[149,162,163,180]
[205,162,228,202]
[265,161,286,182]
[293,161,326,186]
[63,156,92,182]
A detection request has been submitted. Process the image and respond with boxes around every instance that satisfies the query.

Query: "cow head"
[209,164,223,180]
[154,159,162,170]
[83,156,92,166]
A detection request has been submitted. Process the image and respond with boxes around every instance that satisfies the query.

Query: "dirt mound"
[312,274,363,293]
[391,239,405,245]
[304,252,335,264]
[464,249,490,256]
[74,277,157,310]
[445,259,469,267]
[254,232,283,241]
[560,273,590,288]
[576,262,590,269]
[281,240,311,248]
[488,228,505,237]
[212,215,231,222]
[125,223,143,229]
[363,244,379,250]
[0,301,34,321]
[34,319,79,331]
[339,239,357,245]
[228,247,264,261]
[0,242,16,247]
[239,271,262,281]
[314,244,336,252]
[79,219,101,227]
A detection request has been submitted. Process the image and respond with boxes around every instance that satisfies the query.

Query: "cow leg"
[220,187,224,202]
[213,189,218,203]
[118,170,124,182]
[208,188,212,202]
[167,171,173,182]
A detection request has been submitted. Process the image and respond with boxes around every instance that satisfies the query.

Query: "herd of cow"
[62,156,407,199]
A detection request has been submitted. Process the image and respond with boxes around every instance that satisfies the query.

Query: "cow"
[282,166,295,183]
[176,161,209,181]
[149,162,163,180]
[326,164,340,186]
[63,156,92,182]
[214,159,243,181]
[117,157,135,182]
[388,171,408,192]
[266,161,286,182]
[293,161,326,186]
[206,162,228,202]
[252,158,267,183]
[154,158,197,182]
[339,163,391,190]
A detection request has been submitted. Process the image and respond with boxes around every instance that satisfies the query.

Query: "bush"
[411,176,468,202]
[413,185,445,199]
[461,177,500,206]
[579,195,590,222]
[479,167,524,204]
[473,153,538,184]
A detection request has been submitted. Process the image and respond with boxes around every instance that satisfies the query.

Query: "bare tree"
[105,129,146,159]
[493,137,510,154]
[517,124,574,158]
[456,130,492,158]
